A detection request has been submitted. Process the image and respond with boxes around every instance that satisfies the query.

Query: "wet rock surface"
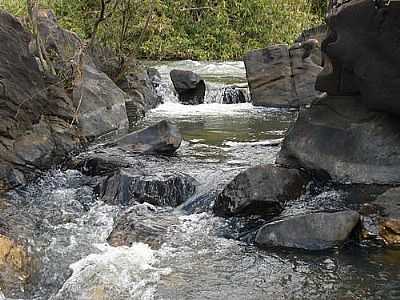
[244,43,322,108]
[214,164,309,217]
[277,96,400,184]
[97,167,197,207]
[170,69,206,105]
[255,210,360,250]
[112,120,182,155]
[107,204,179,249]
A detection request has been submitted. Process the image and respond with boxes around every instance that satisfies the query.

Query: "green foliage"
[0,0,325,60]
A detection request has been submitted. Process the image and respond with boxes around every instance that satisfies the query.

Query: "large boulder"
[244,43,322,108]
[255,210,360,250]
[72,62,130,140]
[97,168,197,207]
[0,11,79,190]
[170,69,206,105]
[315,0,400,116]
[113,120,182,155]
[213,165,308,217]
[277,96,400,185]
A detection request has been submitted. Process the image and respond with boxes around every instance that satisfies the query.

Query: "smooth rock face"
[170,69,206,105]
[213,165,308,217]
[73,62,129,140]
[114,120,182,154]
[98,168,197,207]
[316,0,400,116]
[222,87,247,104]
[0,11,79,190]
[255,211,360,250]
[277,96,400,185]
[244,44,322,108]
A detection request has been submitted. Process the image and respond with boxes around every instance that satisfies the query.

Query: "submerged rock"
[214,165,308,217]
[255,210,360,250]
[170,69,206,105]
[244,43,322,108]
[108,204,178,249]
[277,96,400,185]
[370,188,400,247]
[113,120,182,155]
[222,87,247,104]
[98,168,197,207]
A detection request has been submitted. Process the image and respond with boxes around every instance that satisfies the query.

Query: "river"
[2,60,399,300]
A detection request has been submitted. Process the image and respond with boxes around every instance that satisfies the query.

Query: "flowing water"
[2,61,400,300]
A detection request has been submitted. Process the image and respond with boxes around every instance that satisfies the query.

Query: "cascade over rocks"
[222,87,247,104]
[0,10,79,190]
[213,165,309,217]
[244,42,323,108]
[113,120,182,155]
[255,210,360,250]
[170,69,206,105]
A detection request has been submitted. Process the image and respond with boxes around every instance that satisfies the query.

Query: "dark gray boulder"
[255,210,360,250]
[73,62,130,140]
[0,10,79,190]
[315,0,400,117]
[213,165,309,217]
[113,120,182,155]
[244,43,322,108]
[97,168,197,207]
[222,87,246,104]
[170,69,206,105]
[277,96,400,185]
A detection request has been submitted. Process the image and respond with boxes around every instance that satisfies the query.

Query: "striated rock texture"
[213,165,308,217]
[0,10,79,190]
[222,87,247,104]
[316,0,400,116]
[170,69,206,105]
[97,168,197,207]
[255,210,360,250]
[244,43,322,108]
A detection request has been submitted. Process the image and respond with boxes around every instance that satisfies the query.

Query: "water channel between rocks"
[2,61,400,300]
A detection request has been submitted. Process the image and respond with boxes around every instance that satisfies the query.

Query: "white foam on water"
[147,102,273,118]
[51,243,170,300]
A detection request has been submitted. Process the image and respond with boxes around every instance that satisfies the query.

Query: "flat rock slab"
[255,210,360,250]
[214,164,308,217]
[113,120,182,155]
